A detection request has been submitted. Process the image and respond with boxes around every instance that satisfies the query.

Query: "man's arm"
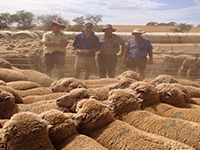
[148,49,153,64]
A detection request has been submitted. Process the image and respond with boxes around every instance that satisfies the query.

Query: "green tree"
[85,14,102,31]
[0,12,12,29]
[68,16,85,31]
[11,10,35,30]
[37,13,69,31]
[172,23,192,32]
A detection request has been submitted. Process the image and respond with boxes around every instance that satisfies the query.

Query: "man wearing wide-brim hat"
[42,20,68,79]
[97,24,125,78]
[124,28,153,79]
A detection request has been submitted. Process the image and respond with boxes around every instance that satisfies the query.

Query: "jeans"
[97,54,117,78]
[44,51,65,79]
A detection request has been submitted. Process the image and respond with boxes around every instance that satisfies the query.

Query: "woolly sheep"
[16,87,52,97]
[56,88,97,112]
[6,80,42,90]
[2,112,56,150]
[39,109,108,150]
[117,70,142,81]
[0,59,12,69]
[107,90,200,149]
[22,92,68,104]
[128,81,200,124]
[109,77,136,90]
[83,78,118,88]
[75,99,194,150]
[128,81,160,109]
[0,80,6,86]
[150,74,178,86]
[0,85,23,103]
[0,92,69,119]
[51,77,87,93]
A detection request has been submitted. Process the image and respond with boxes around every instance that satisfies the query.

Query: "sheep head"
[56,88,97,112]
[39,109,78,146]
[156,83,186,107]
[0,89,15,118]
[110,77,136,90]
[118,70,142,81]
[107,89,140,118]
[129,81,160,108]
[52,78,87,92]
[3,112,55,150]
[75,99,115,133]
[150,75,178,86]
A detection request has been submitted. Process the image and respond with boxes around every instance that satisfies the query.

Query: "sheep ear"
[138,89,146,93]
[166,92,172,97]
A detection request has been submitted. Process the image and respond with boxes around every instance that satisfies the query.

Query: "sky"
[1,0,200,26]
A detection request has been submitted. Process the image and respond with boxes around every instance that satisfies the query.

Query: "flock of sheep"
[1,30,200,149]
[1,57,200,149]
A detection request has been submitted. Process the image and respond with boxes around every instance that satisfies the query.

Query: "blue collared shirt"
[73,31,100,57]
[126,37,153,58]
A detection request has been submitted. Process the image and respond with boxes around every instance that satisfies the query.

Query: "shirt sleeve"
[147,40,153,51]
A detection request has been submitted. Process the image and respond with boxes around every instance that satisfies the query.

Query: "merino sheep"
[0,59,12,69]
[22,92,68,104]
[127,81,200,124]
[150,74,178,86]
[51,77,88,93]
[2,112,56,150]
[16,87,52,97]
[56,88,97,112]
[109,77,136,90]
[0,85,23,103]
[117,70,142,81]
[75,99,194,150]
[6,80,42,90]
[107,90,200,149]
[39,109,108,150]
[0,91,69,119]
[83,78,118,88]
[0,80,6,86]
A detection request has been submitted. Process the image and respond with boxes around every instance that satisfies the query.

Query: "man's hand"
[148,59,153,64]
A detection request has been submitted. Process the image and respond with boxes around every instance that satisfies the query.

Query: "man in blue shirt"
[73,22,100,79]
[124,28,153,79]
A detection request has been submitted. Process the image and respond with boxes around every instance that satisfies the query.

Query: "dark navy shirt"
[126,37,153,58]
[73,31,100,57]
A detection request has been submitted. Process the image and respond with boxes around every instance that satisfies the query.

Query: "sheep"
[16,87,53,97]
[117,70,142,81]
[0,89,69,119]
[6,80,42,90]
[51,77,88,93]
[150,74,178,86]
[2,112,56,150]
[0,85,23,103]
[75,99,194,150]
[39,109,108,150]
[0,80,6,86]
[0,68,27,82]
[83,78,118,88]
[109,77,137,90]
[22,92,68,104]
[107,89,200,149]
[56,88,98,112]
[0,58,12,69]
[19,69,54,87]
[128,81,200,124]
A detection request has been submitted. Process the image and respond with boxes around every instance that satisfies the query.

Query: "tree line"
[0,10,199,32]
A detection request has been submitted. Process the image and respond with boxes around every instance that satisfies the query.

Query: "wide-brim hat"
[101,24,116,32]
[132,28,145,34]
[85,22,93,27]
[51,20,66,29]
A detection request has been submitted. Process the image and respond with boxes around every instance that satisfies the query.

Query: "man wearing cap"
[124,28,153,79]
[73,22,100,80]
[42,20,68,79]
[98,24,125,78]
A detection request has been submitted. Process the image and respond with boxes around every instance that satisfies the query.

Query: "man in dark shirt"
[73,23,100,79]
